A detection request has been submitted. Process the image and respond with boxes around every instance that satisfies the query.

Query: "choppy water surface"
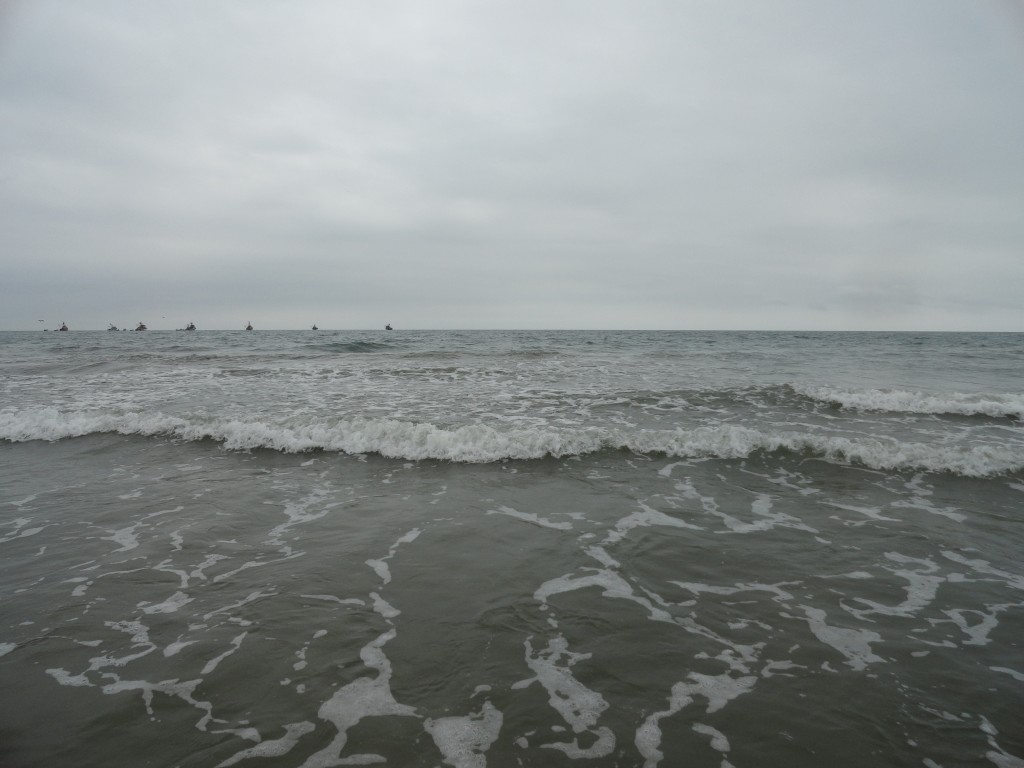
[1,330,1022,767]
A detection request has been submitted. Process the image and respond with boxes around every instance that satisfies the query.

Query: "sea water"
[1,329,1022,767]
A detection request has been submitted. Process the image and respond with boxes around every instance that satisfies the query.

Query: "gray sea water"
[1,329,1022,767]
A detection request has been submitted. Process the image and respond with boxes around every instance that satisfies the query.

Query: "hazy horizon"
[10,325,1022,334]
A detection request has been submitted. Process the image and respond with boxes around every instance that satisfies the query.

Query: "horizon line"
[4,327,1021,334]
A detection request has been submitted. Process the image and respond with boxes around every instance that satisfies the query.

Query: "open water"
[1,329,1022,767]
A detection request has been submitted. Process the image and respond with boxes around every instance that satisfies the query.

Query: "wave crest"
[311,341,391,354]
[2,407,1020,478]
[796,386,1024,420]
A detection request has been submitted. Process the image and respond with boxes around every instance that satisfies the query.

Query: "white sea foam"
[535,569,675,624]
[302,629,418,768]
[796,606,884,670]
[300,594,365,606]
[980,716,1024,768]
[516,635,615,758]
[0,517,47,543]
[636,672,755,767]
[202,632,248,674]
[270,486,339,540]
[991,666,1024,682]
[602,501,703,548]
[46,667,93,687]
[706,493,817,535]
[141,590,193,615]
[692,722,731,759]
[843,553,944,620]
[98,676,242,736]
[796,386,1024,419]
[217,722,316,768]
[367,528,422,586]
[940,604,1013,646]
[670,581,795,603]
[203,589,278,620]
[824,502,900,523]
[488,505,574,530]
[3,407,1020,477]
[942,552,1024,592]
[365,558,391,584]
[371,592,400,620]
[105,524,141,552]
[424,701,503,768]
[164,639,198,657]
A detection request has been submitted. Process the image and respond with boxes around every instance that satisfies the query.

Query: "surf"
[3,407,1021,477]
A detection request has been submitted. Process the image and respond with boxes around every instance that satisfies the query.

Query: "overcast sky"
[1,1,1022,330]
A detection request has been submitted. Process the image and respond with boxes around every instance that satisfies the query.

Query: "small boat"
[58,322,69,332]
[107,324,119,331]
[312,324,318,330]
[135,322,147,331]
[185,321,196,331]
[385,323,393,330]
[245,322,253,331]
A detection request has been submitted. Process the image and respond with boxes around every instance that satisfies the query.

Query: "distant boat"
[312,324,318,330]
[58,322,69,332]
[135,322,147,331]
[108,324,119,331]
[185,321,196,331]
[245,322,253,331]
[385,323,393,330]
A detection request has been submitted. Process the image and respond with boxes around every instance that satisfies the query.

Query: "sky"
[1,1,1023,331]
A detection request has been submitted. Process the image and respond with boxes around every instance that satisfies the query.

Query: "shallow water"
[1,330,1022,766]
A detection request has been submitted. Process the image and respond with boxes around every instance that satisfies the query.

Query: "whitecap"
[795,385,1024,420]
[4,407,1021,476]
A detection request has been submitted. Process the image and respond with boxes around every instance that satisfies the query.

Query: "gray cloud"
[1,0,1022,330]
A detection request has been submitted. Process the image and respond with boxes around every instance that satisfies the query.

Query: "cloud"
[1,0,1022,330]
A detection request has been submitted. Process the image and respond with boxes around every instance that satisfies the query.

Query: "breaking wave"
[796,386,1024,420]
[2,407,1021,477]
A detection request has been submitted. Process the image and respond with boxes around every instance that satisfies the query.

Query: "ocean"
[1,329,1022,767]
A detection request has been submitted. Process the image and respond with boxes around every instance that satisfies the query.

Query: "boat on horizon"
[135,322,147,331]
